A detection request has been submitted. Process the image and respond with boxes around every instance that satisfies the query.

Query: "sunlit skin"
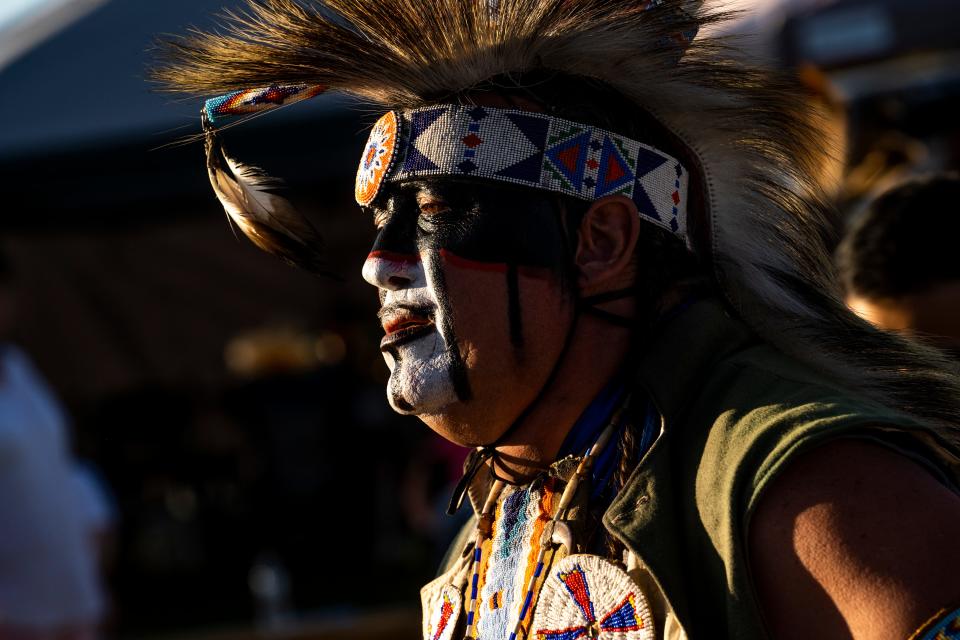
[752,439,960,639]
[362,179,642,481]
[847,281,960,356]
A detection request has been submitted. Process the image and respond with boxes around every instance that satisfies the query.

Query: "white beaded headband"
[356,105,690,241]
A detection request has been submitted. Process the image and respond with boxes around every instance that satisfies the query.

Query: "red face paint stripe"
[439,250,554,281]
[439,249,508,274]
[368,250,421,265]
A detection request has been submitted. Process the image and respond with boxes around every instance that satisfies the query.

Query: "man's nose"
[361,250,424,290]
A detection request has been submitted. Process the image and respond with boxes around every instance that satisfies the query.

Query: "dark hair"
[837,174,960,299]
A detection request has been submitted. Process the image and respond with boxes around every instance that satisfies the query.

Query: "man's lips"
[379,305,436,349]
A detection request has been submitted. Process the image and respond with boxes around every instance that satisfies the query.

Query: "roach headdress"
[155,0,826,284]
[154,0,960,434]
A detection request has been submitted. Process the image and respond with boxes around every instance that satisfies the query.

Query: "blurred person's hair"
[838,174,960,300]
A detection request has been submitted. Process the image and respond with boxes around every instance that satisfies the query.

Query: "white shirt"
[0,345,105,628]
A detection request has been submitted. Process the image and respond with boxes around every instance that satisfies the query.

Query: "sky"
[0,0,50,31]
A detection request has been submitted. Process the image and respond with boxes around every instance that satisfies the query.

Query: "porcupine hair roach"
[154,0,960,446]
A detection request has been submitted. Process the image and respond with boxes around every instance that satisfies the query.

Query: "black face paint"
[422,249,473,402]
[389,349,415,412]
[368,178,569,402]
[426,181,567,357]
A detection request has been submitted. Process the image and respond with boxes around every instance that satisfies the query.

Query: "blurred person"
[838,175,960,358]
[0,253,107,639]
[157,1,960,638]
[71,462,117,571]
[778,0,960,216]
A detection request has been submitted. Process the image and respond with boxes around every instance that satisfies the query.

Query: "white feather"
[204,129,327,273]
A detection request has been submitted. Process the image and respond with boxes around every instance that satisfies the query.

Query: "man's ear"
[574,195,640,290]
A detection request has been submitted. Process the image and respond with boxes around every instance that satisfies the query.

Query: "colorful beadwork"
[459,400,631,640]
[913,606,960,640]
[478,483,556,640]
[464,480,506,639]
[532,555,654,640]
[507,408,627,640]
[355,111,400,206]
[355,105,690,242]
[425,584,462,640]
[203,84,327,124]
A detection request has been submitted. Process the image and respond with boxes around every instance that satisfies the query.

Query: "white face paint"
[362,250,459,415]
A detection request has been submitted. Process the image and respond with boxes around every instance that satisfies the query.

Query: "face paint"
[363,179,570,421]
[363,194,461,414]
[378,280,461,414]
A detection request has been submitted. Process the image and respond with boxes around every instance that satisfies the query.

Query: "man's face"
[362,179,575,446]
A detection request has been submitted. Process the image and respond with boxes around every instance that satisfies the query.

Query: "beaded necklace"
[463,478,506,638]
[461,399,628,640]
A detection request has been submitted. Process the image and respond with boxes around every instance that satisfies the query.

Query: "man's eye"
[418,201,452,217]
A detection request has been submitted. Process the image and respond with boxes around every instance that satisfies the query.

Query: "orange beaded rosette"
[355,110,400,206]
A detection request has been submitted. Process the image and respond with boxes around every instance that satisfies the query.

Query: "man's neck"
[486,312,633,483]
[485,285,698,483]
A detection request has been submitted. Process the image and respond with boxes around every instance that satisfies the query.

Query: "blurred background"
[0,0,957,638]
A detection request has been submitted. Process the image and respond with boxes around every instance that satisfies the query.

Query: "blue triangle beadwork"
[401,107,446,172]
[495,113,550,184]
[544,130,593,192]
[594,136,637,197]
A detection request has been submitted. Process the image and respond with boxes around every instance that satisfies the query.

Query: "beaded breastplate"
[421,462,655,640]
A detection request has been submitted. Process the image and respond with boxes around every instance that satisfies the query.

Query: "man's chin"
[411,408,506,449]
[384,392,481,446]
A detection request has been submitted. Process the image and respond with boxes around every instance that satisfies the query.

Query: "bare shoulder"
[749,437,960,640]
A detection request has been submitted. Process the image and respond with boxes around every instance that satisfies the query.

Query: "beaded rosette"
[355,111,400,206]
[531,555,654,640]
[912,606,960,640]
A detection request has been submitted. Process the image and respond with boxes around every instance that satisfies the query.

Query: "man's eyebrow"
[404,180,449,200]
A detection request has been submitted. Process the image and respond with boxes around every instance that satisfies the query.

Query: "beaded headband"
[202,85,690,243]
[356,106,690,241]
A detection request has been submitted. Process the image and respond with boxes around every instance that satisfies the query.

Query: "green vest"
[602,298,960,637]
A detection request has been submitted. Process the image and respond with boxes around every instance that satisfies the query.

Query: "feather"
[203,119,330,275]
